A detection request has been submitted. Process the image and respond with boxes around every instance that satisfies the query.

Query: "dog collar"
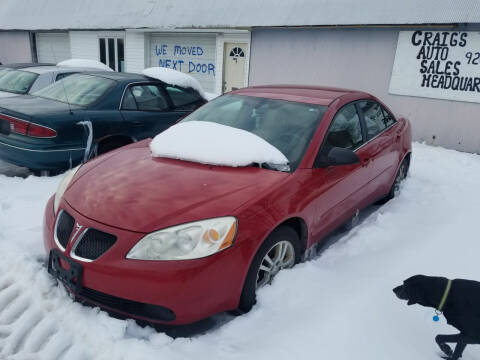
[433,279,452,322]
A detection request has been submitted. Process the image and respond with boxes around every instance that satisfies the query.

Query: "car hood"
[64,144,289,233]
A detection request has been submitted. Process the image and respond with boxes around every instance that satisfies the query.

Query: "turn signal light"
[0,114,57,138]
[219,222,237,250]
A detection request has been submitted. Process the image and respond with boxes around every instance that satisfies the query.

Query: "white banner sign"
[389,31,480,103]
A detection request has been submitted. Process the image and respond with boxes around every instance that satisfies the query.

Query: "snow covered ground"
[0,143,480,360]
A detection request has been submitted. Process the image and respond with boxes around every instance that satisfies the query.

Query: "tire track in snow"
[23,319,57,353]
[0,296,31,326]
[5,309,44,356]
[0,277,14,292]
[0,271,79,359]
[0,286,21,317]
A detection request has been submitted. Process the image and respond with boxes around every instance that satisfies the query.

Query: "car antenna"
[50,44,73,115]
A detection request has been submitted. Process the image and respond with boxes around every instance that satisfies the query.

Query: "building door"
[36,32,71,63]
[223,43,247,93]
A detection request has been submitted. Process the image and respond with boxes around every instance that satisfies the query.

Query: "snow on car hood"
[57,59,113,71]
[150,121,289,168]
[64,143,289,232]
[142,67,207,99]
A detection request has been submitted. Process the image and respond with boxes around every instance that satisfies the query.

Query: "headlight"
[126,217,237,260]
[53,165,81,214]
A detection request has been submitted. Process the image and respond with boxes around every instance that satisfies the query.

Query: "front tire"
[235,226,301,314]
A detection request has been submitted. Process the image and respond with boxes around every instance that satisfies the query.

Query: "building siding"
[249,28,480,153]
[36,32,70,63]
[125,31,146,73]
[0,32,32,63]
[69,31,98,62]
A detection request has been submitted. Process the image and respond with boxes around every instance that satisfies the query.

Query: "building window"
[229,47,245,58]
[99,37,125,72]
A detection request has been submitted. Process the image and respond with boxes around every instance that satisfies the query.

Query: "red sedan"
[43,85,411,325]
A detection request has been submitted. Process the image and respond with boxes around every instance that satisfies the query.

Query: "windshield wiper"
[250,162,291,172]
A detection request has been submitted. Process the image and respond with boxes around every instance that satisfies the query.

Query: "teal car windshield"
[181,94,326,171]
[0,68,11,78]
[34,74,115,107]
[0,70,38,94]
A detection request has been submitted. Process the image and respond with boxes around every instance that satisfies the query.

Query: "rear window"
[0,70,38,94]
[33,74,115,107]
[166,86,204,110]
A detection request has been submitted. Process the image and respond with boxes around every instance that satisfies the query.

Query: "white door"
[149,33,216,93]
[36,32,71,63]
[223,43,247,93]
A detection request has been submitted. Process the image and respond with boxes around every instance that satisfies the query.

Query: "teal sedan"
[0,71,206,173]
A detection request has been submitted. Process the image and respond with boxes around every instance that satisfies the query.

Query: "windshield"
[0,70,38,94]
[33,74,115,106]
[0,68,11,78]
[180,94,326,171]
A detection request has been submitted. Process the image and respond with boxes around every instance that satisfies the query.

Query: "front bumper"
[0,137,85,171]
[43,196,247,325]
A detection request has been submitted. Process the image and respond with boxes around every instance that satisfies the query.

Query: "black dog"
[393,275,480,359]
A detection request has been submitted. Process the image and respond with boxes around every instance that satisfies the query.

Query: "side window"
[56,72,76,82]
[130,85,169,111]
[358,101,393,140]
[382,108,396,128]
[165,86,204,110]
[324,104,363,150]
[121,88,137,110]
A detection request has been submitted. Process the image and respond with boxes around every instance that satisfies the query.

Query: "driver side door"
[310,103,372,240]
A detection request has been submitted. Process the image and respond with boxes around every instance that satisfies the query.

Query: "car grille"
[73,228,117,261]
[55,211,75,249]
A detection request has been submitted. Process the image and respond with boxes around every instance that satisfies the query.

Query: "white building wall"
[125,31,146,73]
[249,27,480,154]
[69,31,98,61]
[69,31,125,65]
[0,32,32,63]
[36,32,70,63]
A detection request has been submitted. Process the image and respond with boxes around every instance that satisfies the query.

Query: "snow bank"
[150,121,288,167]
[57,59,113,71]
[142,67,207,99]
[1,143,480,360]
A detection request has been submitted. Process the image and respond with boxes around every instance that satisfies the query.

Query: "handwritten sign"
[154,44,215,76]
[389,31,480,103]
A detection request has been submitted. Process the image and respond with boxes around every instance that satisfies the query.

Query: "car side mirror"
[315,147,360,168]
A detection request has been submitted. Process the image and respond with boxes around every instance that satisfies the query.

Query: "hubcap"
[256,241,295,289]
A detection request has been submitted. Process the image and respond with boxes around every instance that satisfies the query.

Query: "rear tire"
[234,226,301,314]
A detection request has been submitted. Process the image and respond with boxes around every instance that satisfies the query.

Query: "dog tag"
[433,315,440,322]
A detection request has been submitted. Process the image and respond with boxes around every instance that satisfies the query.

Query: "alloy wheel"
[256,240,295,289]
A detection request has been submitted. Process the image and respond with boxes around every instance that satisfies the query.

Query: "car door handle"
[362,158,371,167]
[132,121,143,126]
